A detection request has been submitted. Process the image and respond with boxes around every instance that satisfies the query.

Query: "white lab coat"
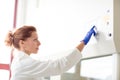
[10,48,82,80]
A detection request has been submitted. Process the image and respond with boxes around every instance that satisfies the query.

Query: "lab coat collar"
[13,50,30,59]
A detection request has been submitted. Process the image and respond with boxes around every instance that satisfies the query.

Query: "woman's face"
[21,31,41,55]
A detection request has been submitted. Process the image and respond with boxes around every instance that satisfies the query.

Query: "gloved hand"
[82,26,97,45]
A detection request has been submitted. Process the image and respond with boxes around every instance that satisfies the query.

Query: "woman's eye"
[34,39,37,41]
[33,37,39,41]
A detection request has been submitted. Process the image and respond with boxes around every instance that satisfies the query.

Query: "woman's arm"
[16,26,97,78]
[76,41,85,52]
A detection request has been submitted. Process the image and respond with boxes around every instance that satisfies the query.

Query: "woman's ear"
[19,40,25,47]
[19,40,27,52]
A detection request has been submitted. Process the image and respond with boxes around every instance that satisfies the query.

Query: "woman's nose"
[38,40,41,46]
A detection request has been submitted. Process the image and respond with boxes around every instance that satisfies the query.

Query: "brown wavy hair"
[4,25,36,49]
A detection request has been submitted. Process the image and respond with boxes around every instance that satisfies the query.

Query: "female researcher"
[5,25,96,80]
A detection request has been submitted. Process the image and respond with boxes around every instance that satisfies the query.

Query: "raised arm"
[76,26,97,52]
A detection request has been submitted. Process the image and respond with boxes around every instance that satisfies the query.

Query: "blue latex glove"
[82,26,97,45]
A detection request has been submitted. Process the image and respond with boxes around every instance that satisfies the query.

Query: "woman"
[5,25,96,80]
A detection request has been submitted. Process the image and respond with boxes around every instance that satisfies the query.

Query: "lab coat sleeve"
[20,48,82,77]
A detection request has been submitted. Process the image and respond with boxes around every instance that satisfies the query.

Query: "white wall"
[19,0,113,59]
